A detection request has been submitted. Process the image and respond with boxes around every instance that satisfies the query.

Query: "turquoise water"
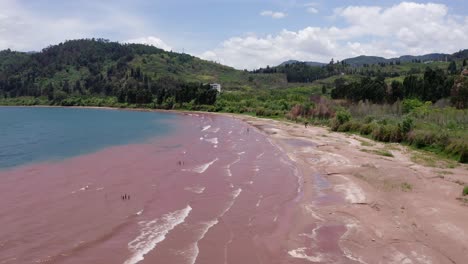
[0,107,176,169]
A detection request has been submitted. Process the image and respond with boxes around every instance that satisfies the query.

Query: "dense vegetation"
[0,39,284,109]
[1,39,467,162]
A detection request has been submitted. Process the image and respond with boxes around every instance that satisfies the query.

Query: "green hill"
[0,39,286,107]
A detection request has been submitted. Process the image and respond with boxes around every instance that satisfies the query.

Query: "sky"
[0,0,467,69]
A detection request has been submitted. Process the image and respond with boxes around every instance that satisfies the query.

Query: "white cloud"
[307,7,319,14]
[202,2,468,69]
[0,0,152,51]
[260,10,287,19]
[125,36,172,51]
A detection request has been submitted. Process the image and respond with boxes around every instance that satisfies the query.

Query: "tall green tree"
[448,61,457,75]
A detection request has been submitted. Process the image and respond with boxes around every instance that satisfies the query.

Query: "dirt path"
[229,114,468,264]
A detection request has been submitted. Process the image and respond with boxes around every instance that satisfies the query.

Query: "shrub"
[364,116,375,124]
[463,186,468,196]
[336,110,351,124]
[401,116,414,134]
[406,130,437,148]
[360,122,378,135]
[460,150,468,164]
[372,124,402,142]
[402,98,423,113]
[337,121,352,132]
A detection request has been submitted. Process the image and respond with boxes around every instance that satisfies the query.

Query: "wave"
[288,247,326,262]
[201,125,211,131]
[225,156,241,177]
[192,158,218,174]
[220,188,242,217]
[184,186,206,194]
[184,220,219,264]
[124,205,192,264]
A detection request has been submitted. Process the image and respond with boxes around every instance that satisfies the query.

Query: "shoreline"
[2,105,468,262]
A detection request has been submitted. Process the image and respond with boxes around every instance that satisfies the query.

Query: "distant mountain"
[398,53,449,63]
[343,51,468,66]
[280,50,468,68]
[279,60,326,67]
[343,56,388,66]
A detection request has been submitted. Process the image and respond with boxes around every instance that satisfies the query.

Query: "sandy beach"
[231,113,468,263]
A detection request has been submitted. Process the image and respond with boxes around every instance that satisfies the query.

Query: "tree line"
[330,67,467,108]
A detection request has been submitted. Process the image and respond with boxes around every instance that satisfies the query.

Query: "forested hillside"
[0,39,285,108]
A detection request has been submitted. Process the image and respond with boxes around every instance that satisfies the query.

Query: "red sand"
[0,113,343,264]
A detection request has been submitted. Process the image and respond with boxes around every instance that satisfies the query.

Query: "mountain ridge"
[279,50,467,67]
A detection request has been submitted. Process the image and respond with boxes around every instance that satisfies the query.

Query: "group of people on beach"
[121,194,130,200]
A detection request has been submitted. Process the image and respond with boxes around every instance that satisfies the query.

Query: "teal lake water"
[0,107,176,169]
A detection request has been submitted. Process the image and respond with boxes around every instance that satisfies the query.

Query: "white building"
[210,83,222,93]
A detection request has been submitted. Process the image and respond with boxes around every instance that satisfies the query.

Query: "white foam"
[238,151,245,155]
[226,156,241,177]
[185,220,219,264]
[202,125,211,131]
[205,137,218,145]
[212,127,220,133]
[193,158,218,174]
[256,152,264,159]
[184,186,206,194]
[303,204,324,221]
[288,248,326,262]
[228,131,232,134]
[96,187,104,191]
[220,188,242,217]
[136,210,144,216]
[273,215,278,222]
[256,195,263,207]
[124,205,192,264]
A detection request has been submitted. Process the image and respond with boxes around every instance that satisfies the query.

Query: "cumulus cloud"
[125,36,172,51]
[202,2,468,69]
[260,10,287,19]
[0,0,150,51]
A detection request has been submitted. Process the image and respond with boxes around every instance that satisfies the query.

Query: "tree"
[448,61,457,75]
[390,80,404,103]
[463,59,467,67]
[451,76,468,109]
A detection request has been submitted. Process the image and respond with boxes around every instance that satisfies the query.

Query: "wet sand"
[1,110,467,264]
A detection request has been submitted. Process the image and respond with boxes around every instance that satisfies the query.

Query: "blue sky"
[1,0,467,69]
